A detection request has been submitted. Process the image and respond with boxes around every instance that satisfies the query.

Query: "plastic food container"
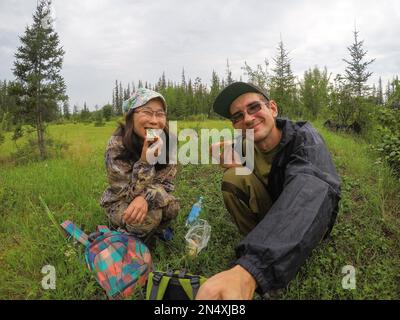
[184,219,211,257]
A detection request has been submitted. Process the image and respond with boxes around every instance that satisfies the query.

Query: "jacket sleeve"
[234,125,341,294]
[134,164,178,210]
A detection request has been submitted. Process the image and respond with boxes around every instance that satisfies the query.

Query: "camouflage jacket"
[100,135,178,210]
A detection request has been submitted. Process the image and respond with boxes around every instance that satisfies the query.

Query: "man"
[195,82,341,300]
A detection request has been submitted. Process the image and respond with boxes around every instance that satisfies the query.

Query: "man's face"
[229,92,278,143]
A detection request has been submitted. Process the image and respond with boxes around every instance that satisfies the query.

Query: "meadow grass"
[0,119,399,299]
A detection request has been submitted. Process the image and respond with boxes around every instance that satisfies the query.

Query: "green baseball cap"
[213,82,269,119]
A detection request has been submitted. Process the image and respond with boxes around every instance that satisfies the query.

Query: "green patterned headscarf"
[122,88,167,113]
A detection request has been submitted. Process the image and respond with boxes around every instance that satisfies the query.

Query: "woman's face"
[132,98,167,139]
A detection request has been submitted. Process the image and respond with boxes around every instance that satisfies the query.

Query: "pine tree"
[0,81,18,122]
[371,84,377,102]
[241,59,269,90]
[269,39,296,116]
[102,104,113,121]
[187,79,194,115]
[156,72,167,91]
[12,0,66,159]
[114,80,119,114]
[343,29,375,97]
[118,81,123,114]
[226,59,234,86]
[386,80,392,103]
[377,77,384,105]
[193,77,204,115]
[299,67,330,119]
[62,99,70,119]
[209,70,220,118]
[387,77,400,109]
[127,83,131,98]
[80,101,91,122]
[123,87,129,101]
[112,89,115,109]
[181,68,187,90]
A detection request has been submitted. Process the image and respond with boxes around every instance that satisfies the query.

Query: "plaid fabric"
[61,220,152,299]
[60,220,90,246]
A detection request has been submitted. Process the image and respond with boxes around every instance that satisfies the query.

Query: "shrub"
[372,107,400,177]
[10,136,70,165]
[94,111,105,127]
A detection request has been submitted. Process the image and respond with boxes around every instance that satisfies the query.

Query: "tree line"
[1,0,400,174]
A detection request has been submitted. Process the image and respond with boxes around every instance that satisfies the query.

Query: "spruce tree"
[377,77,384,105]
[62,100,70,119]
[160,72,167,90]
[269,39,296,116]
[114,80,119,114]
[299,67,330,119]
[386,80,392,102]
[13,0,66,159]
[225,59,234,86]
[181,68,187,90]
[241,59,269,90]
[118,82,123,114]
[209,70,220,118]
[387,77,400,109]
[343,29,375,97]
[187,79,194,115]
[127,83,131,98]
[193,77,204,115]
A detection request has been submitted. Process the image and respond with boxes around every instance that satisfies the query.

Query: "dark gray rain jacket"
[235,118,341,295]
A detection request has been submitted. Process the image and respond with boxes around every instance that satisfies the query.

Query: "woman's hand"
[123,195,148,225]
[140,136,163,164]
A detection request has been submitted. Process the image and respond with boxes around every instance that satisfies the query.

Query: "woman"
[100,88,180,241]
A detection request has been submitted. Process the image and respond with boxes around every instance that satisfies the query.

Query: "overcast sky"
[0,0,399,109]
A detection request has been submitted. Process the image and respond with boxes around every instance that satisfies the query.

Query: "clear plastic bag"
[184,219,211,257]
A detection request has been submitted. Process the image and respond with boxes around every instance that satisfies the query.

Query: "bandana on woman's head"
[122,88,167,113]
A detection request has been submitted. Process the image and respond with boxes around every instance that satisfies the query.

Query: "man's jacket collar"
[275,117,302,149]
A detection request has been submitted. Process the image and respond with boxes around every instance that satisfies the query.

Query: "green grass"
[0,119,399,299]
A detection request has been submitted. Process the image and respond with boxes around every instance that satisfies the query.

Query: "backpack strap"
[87,225,112,243]
[60,220,90,247]
[177,274,201,300]
[148,272,172,300]
[97,225,110,233]
[190,276,201,299]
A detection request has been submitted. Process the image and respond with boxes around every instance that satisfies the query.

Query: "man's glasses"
[230,101,268,124]
[135,107,166,119]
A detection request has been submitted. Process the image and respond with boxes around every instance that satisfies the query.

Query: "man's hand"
[123,195,148,225]
[195,265,257,300]
[210,141,242,169]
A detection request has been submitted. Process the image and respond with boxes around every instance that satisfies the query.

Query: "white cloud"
[0,0,399,108]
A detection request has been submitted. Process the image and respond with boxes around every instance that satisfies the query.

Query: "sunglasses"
[230,100,268,124]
